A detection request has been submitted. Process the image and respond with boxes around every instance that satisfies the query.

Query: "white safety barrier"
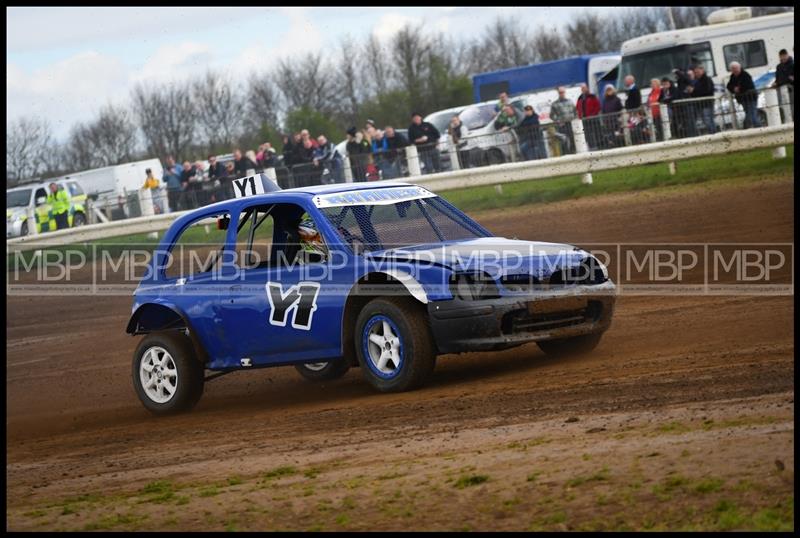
[7,123,793,252]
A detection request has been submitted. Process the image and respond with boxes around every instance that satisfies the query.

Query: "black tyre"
[487,148,506,166]
[354,297,436,393]
[294,359,350,382]
[20,221,29,236]
[537,332,603,357]
[132,331,205,415]
[72,212,86,227]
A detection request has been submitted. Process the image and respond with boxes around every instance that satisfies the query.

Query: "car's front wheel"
[132,331,205,415]
[537,332,603,357]
[355,297,436,393]
[294,359,350,382]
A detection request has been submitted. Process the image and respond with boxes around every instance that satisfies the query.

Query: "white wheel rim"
[367,319,402,374]
[303,362,328,372]
[139,346,178,404]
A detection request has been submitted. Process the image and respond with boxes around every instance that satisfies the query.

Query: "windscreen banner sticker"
[313,186,436,208]
[233,175,266,198]
[266,282,320,330]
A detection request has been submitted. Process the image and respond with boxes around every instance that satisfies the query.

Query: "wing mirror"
[217,215,230,230]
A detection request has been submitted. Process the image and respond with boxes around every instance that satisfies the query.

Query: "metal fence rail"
[7,119,793,252]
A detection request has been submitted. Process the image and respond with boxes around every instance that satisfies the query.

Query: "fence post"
[139,188,155,217]
[778,85,793,123]
[405,145,422,177]
[645,105,657,143]
[570,118,592,185]
[448,140,461,171]
[659,104,676,175]
[621,110,631,147]
[343,156,353,183]
[26,205,38,235]
[764,88,786,159]
[727,94,739,130]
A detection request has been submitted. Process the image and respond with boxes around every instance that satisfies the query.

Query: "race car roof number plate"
[313,186,436,208]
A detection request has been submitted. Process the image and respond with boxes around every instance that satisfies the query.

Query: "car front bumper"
[427,280,616,354]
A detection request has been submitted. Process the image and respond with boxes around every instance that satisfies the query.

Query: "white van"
[57,158,164,205]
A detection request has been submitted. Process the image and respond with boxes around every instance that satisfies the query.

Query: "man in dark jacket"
[623,75,642,110]
[516,105,546,160]
[576,83,602,150]
[726,61,760,128]
[207,155,224,182]
[690,64,717,134]
[233,148,257,176]
[345,126,371,181]
[408,112,441,174]
[775,49,794,87]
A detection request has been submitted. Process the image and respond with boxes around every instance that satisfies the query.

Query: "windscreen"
[459,104,498,130]
[320,196,489,253]
[7,189,31,208]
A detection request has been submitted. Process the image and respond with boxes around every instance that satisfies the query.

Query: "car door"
[33,187,51,232]
[217,200,347,366]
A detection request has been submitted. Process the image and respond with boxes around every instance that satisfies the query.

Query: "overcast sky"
[7,6,618,141]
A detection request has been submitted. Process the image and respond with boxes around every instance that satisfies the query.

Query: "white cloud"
[7,51,129,136]
[372,13,422,42]
[133,42,215,84]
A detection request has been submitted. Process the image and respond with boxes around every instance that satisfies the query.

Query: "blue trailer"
[472,54,620,103]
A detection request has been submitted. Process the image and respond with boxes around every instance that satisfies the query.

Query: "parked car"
[7,179,88,238]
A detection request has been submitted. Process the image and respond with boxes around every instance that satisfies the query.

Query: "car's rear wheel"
[20,221,29,236]
[487,148,506,165]
[355,297,436,393]
[72,212,86,227]
[294,359,350,381]
[132,331,204,415]
[537,332,603,357]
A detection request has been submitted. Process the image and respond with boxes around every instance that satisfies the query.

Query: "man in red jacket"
[576,83,602,150]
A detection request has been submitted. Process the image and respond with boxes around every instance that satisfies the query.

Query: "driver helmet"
[297,217,324,256]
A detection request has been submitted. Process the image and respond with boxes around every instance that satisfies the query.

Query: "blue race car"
[127,175,615,414]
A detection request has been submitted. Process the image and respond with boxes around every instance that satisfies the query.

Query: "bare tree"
[532,29,569,62]
[192,71,246,150]
[334,35,363,127]
[246,71,281,133]
[565,13,608,54]
[275,52,337,114]
[390,24,432,111]
[365,34,390,97]
[87,104,139,166]
[62,122,99,171]
[131,80,197,161]
[6,116,53,185]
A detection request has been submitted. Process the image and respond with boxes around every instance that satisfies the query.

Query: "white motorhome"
[617,8,794,92]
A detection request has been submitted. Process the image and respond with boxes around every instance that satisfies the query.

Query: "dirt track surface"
[6,177,794,531]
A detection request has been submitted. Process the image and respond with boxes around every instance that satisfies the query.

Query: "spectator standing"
[672,68,697,138]
[207,155,224,182]
[691,64,717,134]
[282,134,296,167]
[516,105,546,161]
[549,86,576,154]
[774,48,794,88]
[576,83,601,150]
[659,77,678,138]
[345,126,371,181]
[647,78,663,140]
[408,112,441,175]
[179,160,199,210]
[46,182,70,230]
[233,148,257,176]
[383,126,409,176]
[313,134,344,184]
[600,84,623,149]
[493,104,518,131]
[623,75,642,110]
[162,161,182,212]
[495,91,512,113]
[370,129,400,179]
[142,168,160,189]
[448,114,471,169]
[726,61,760,128]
